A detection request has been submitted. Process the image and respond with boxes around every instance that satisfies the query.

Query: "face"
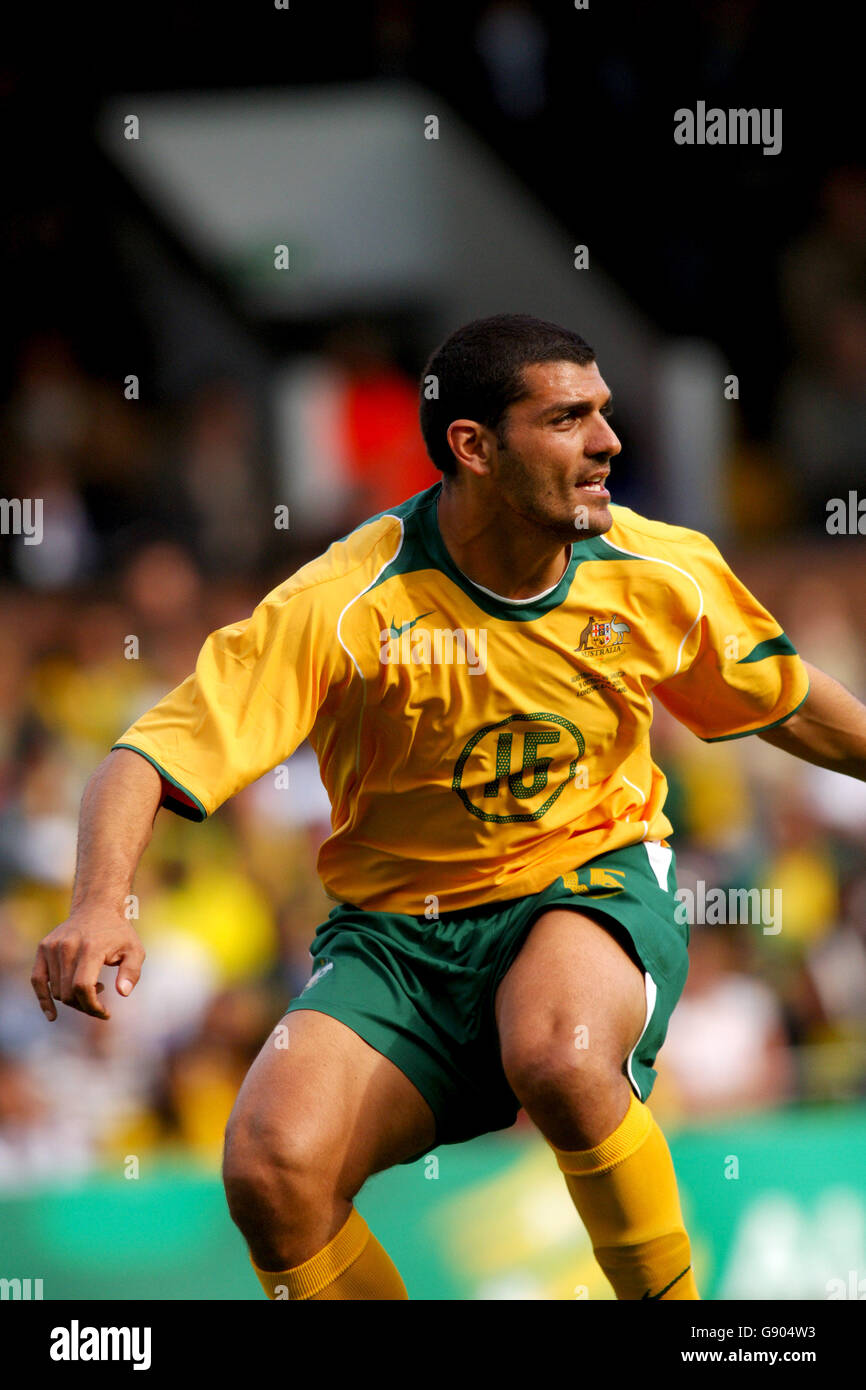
[489,360,621,540]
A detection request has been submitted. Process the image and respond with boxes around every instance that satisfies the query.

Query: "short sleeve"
[112,576,352,820]
[654,534,810,742]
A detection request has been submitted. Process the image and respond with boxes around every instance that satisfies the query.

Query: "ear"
[446,419,494,477]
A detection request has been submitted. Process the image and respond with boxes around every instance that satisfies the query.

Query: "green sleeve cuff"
[700,684,810,743]
[111,744,208,821]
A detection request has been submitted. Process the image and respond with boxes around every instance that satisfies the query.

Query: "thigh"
[494,909,648,1072]
[228,1007,438,1195]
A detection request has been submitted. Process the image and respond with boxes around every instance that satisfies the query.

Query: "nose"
[587,415,622,461]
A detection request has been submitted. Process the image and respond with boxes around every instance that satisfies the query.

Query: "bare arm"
[31,748,162,1021]
[757,661,866,781]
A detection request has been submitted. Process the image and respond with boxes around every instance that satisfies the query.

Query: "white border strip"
[458,544,574,604]
[600,534,704,674]
[627,970,658,1100]
[336,515,405,776]
[336,515,405,677]
[622,773,649,837]
[643,838,673,892]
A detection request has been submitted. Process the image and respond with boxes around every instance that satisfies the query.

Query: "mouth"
[575,471,610,500]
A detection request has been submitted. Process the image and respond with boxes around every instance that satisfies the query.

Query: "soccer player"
[32,314,866,1301]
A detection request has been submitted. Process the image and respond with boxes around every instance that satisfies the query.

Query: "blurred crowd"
[773,167,866,522]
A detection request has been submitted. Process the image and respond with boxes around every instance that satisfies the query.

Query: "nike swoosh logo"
[389,612,433,638]
[641,1265,691,1300]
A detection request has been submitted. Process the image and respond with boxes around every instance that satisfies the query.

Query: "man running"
[32,314,866,1300]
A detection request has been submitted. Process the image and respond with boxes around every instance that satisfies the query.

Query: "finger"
[58,935,82,1003]
[31,948,57,1022]
[71,978,111,1019]
[113,942,145,997]
[70,949,111,1019]
[46,947,63,1007]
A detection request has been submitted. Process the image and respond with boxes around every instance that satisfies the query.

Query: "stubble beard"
[497,451,612,543]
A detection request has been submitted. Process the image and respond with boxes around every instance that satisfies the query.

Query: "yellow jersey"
[113,483,809,913]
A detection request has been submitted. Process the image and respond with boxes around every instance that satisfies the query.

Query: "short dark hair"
[418,313,595,475]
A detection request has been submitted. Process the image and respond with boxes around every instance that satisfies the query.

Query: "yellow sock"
[550,1091,700,1300]
[250,1206,408,1300]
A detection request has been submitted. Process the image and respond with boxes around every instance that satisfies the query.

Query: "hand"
[31,909,146,1021]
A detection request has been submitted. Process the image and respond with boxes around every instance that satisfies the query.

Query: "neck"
[436,478,571,600]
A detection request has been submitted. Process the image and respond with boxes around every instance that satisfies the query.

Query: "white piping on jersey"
[336,515,405,776]
[622,774,649,837]
[625,818,650,836]
[455,544,574,604]
[336,516,405,677]
[599,533,704,674]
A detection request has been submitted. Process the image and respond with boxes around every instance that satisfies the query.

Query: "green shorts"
[284,839,689,1161]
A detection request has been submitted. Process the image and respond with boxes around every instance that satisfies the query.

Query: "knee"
[222,1109,336,1234]
[501,1026,627,1135]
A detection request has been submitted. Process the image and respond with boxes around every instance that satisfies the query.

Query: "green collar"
[417,481,611,622]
